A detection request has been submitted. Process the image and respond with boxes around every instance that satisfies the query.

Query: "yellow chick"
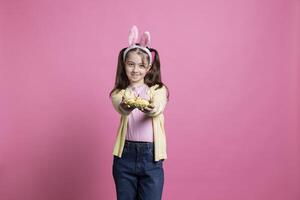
[135,97,150,108]
[124,96,150,109]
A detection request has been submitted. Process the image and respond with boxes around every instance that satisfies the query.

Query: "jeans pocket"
[122,144,130,153]
[148,148,154,154]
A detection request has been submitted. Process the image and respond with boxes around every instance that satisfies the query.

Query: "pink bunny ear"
[128,25,139,46]
[139,31,150,47]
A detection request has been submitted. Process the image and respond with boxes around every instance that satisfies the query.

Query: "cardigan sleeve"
[146,85,168,117]
[110,89,131,116]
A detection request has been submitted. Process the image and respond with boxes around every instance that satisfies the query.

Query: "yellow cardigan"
[110,84,168,161]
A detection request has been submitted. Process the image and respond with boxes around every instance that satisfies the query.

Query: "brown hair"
[109,45,169,100]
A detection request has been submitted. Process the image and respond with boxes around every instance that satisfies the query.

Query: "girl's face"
[124,51,151,85]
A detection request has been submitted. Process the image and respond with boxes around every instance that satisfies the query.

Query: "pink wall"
[1,0,299,199]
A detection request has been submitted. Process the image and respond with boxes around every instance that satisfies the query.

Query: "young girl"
[109,25,169,200]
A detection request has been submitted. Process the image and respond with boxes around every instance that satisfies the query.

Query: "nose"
[132,65,139,72]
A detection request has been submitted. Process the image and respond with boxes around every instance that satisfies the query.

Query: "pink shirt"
[125,83,153,142]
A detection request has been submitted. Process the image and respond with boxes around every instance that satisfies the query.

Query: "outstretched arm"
[111,89,135,116]
[139,86,168,117]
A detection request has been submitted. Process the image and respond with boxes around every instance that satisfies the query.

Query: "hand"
[138,104,155,114]
[120,96,136,112]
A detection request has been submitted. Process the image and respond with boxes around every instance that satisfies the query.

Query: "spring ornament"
[123,25,153,66]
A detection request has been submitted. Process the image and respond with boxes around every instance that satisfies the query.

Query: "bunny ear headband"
[123,25,153,65]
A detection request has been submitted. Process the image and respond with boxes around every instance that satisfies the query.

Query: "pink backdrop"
[1,0,299,199]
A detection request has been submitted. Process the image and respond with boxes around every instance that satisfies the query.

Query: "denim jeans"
[113,140,164,200]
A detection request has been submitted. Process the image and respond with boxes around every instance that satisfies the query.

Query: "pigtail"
[109,48,130,97]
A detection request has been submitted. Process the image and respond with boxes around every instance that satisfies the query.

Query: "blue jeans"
[113,140,164,200]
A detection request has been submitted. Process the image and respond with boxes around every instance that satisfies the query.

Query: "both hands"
[120,96,155,114]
